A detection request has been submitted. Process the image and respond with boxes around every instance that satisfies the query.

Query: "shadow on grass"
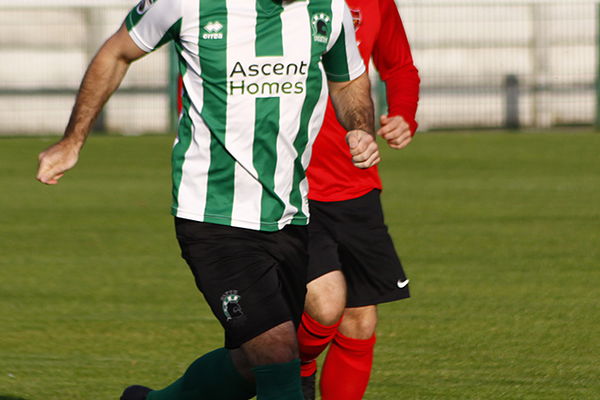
[0,396,29,400]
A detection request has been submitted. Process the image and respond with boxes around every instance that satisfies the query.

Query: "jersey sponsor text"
[229,60,309,96]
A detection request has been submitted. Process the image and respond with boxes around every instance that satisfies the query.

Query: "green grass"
[1,131,599,399]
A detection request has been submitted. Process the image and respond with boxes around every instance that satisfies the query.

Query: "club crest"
[311,13,331,43]
[136,0,157,15]
[221,290,245,323]
[350,9,362,31]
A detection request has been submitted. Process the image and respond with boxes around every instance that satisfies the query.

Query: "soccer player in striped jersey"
[297,0,421,399]
[36,0,380,399]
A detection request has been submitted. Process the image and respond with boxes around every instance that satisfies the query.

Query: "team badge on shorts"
[311,13,331,43]
[136,0,156,15]
[350,9,362,31]
[221,290,246,326]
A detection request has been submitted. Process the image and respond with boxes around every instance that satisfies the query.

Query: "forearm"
[328,73,374,136]
[37,23,146,185]
[63,41,132,148]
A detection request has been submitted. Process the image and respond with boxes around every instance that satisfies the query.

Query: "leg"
[145,348,255,400]
[299,201,348,391]
[138,322,302,400]
[304,270,347,326]
[243,321,304,400]
[297,271,347,399]
[338,305,377,340]
[302,190,409,400]
[242,320,299,366]
[125,221,308,400]
[231,320,300,382]
[320,306,378,400]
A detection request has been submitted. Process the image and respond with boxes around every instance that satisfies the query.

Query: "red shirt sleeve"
[372,0,420,135]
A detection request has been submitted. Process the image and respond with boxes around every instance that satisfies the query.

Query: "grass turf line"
[0,132,598,399]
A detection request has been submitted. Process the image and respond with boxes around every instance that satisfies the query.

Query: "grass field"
[1,131,599,400]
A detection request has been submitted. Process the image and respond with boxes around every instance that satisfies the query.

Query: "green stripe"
[255,0,284,57]
[199,0,234,225]
[125,6,144,31]
[171,89,193,213]
[253,98,285,230]
[156,18,182,50]
[254,3,285,229]
[321,24,350,81]
[171,31,190,213]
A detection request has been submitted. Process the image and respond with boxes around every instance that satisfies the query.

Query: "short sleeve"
[322,3,365,82]
[126,0,183,53]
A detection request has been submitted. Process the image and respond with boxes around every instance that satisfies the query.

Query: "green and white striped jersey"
[126,0,365,231]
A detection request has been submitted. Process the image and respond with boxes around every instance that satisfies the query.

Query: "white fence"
[0,0,170,135]
[0,0,597,134]
[400,0,597,130]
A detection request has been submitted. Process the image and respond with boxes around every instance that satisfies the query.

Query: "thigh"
[262,224,309,330]
[175,218,304,349]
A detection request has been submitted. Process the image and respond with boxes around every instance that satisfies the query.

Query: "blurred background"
[0,0,597,135]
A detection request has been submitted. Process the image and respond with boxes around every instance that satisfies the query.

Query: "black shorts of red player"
[175,218,308,349]
[307,189,410,308]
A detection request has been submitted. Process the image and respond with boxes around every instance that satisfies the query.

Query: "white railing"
[0,0,596,134]
[0,0,137,8]
[0,0,171,135]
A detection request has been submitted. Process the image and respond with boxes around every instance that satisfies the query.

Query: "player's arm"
[373,0,420,150]
[323,3,379,169]
[328,73,379,169]
[37,24,146,184]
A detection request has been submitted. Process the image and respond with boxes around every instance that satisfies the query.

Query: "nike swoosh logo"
[397,279,409,289]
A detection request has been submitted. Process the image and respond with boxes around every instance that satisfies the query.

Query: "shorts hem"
[306,265,342,284]
[224,316,293,349]
[346,289,410,308]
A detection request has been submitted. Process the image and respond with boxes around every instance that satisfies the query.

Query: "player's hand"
[377,115,413,150]
[346,130,380,169]
[36,139,81,185]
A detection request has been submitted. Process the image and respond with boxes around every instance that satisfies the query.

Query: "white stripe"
[300,66,329,218]
[340,3,366,80]
[326,0,344,52]
[128,0,182,52]
[226,0,262,230]
[174,0,212,220]
[275,2,312,229]
[304,68,330,172]
[175,102,211,221]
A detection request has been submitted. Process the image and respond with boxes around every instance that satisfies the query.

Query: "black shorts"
[175,218,308,349]
[307,189,410,307]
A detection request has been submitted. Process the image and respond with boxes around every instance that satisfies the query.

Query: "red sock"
[297,312,341,377]
[320,332,376,400]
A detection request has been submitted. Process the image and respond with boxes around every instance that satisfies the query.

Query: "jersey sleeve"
[322,3,366,82]
[372,0,420,135]
[125,0,183,53]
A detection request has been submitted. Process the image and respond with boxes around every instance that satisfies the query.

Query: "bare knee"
[241,321,298,367]
[338,306,377,340]
[304,271,347,326]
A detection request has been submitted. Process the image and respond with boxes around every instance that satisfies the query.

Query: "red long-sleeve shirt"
[307,0,420,202]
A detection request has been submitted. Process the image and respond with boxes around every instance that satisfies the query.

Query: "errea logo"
[203,21,224,40]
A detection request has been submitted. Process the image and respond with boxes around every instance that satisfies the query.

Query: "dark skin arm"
[328,72,380,169]
[37,23,146,185]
